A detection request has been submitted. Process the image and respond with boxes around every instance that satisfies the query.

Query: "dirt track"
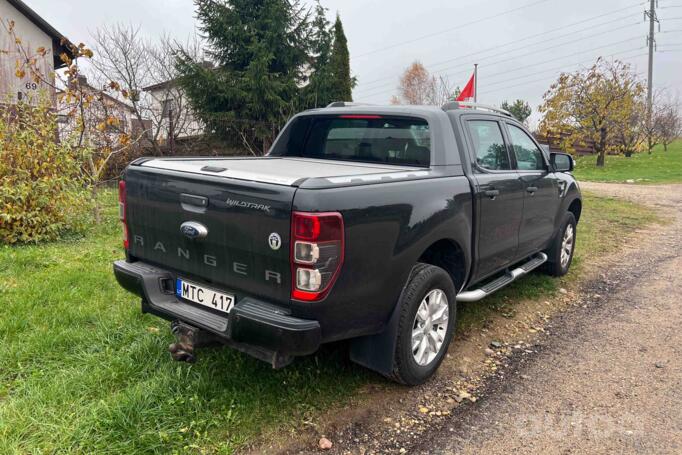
[257,183,682,455]
[422,182,682,454]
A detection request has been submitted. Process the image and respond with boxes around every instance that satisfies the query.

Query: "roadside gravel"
[253,183,681,455]
[424,182,682,454]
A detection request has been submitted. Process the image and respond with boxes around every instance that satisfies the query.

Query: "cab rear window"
[270,116,431,167]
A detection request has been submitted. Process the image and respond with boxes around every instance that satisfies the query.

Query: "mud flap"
[348,264,420,377]
[348,300,402,377]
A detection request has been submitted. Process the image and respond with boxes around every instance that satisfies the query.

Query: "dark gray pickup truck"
[114,102,581,385]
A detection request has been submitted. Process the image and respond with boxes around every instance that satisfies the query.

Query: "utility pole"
[645,0,659,115]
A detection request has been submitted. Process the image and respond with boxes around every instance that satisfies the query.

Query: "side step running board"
[456,252,548,302]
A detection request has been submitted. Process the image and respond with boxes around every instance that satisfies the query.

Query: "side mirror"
[551,152,574,172]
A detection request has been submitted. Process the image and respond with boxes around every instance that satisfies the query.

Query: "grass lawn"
[0,189,659,454]
[573,139,682,184]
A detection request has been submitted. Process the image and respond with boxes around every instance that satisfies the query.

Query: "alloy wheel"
[560,224,574,268]
[411,289,449,366]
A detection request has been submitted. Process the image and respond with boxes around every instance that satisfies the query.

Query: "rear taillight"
[291,212,344,301]
[118,180,129,250]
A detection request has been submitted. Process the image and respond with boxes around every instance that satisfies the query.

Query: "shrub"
[0,100,91,244]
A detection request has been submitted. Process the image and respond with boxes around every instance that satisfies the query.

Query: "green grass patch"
[0,189,660,453]
[573,139,682,184]
[0,190,367,454]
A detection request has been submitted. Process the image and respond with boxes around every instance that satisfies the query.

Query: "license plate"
[176,278,235,314]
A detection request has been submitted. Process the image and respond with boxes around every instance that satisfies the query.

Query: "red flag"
[456,73,475,101]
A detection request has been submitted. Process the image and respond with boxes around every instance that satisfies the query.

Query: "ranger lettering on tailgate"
[131,235,282,284]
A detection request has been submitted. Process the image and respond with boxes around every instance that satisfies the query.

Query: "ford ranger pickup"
[113,101,581,385]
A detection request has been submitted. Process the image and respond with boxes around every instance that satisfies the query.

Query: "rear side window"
[507,124,546,171]
[467,120,510,171]
[271,116,431,167]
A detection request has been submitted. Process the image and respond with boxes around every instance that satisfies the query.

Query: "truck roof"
[301,105,446,116]
[301,101,513,119]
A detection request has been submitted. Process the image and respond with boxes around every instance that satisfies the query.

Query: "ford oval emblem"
[180,221,208,240]
[268,232,282,250]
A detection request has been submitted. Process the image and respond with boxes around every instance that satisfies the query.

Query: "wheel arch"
[567,197,582,223]
[417,238,468,292]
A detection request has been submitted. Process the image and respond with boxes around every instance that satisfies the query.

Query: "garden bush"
[0,101,90,244]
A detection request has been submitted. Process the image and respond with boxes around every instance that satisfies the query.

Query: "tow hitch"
[169,321,220,363]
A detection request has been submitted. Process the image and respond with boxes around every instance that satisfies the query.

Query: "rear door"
[124,167,295,303]
[463,117,525,281]
[504,122,561,257]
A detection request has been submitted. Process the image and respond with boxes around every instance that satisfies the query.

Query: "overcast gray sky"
[25,0,682,126]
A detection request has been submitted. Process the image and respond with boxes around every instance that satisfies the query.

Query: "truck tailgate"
[124,167,294,303]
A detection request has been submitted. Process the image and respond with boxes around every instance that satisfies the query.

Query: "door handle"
[526,186,538,194]
[484,189,500,199]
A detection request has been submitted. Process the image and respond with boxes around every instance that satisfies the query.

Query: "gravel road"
[424,182,682,454]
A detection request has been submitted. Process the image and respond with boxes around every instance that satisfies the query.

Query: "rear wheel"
[544,212,577,277]
[389,263,457,385]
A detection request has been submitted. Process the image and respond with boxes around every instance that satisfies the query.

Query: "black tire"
[543,212,577,277]
[388,263,457,386]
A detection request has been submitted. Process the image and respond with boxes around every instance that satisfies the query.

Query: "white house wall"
[148,86,204,140]
[0,0,54,104]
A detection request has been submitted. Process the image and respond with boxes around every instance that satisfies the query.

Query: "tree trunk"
[596,126,607,167]
[91,183,100,225]
[87,156,101,224]
[596,149,605,167]
[663,142,668,151]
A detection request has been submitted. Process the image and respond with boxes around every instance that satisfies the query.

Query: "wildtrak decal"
[225,198,271,213]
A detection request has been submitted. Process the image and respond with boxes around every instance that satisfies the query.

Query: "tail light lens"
[118,180,129,249]
[291,212,344,301]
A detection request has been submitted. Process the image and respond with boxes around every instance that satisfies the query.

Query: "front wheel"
[544,212,577,277]
[389,263,457,385]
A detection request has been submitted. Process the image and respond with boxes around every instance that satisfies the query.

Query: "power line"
[416,21,639,82]
[351,0,553,60]
[357,37,642,100]
[357,36,644,102]
[427,13,640,74]
[356,2,646,89]
[357,33,643,100]
[356,19,642,97]
[357,22,641,99]
[479,52,648,95]
[358,11,641,92]
[356,45,646,103]
[481,46,646,89]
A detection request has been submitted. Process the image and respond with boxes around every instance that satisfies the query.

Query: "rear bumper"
[113,260,321,357]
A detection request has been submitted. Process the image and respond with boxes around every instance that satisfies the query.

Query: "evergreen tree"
[501,99,532,124]
[304,1,334,108]
[328,14,354,102]
[176,0,311,154]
